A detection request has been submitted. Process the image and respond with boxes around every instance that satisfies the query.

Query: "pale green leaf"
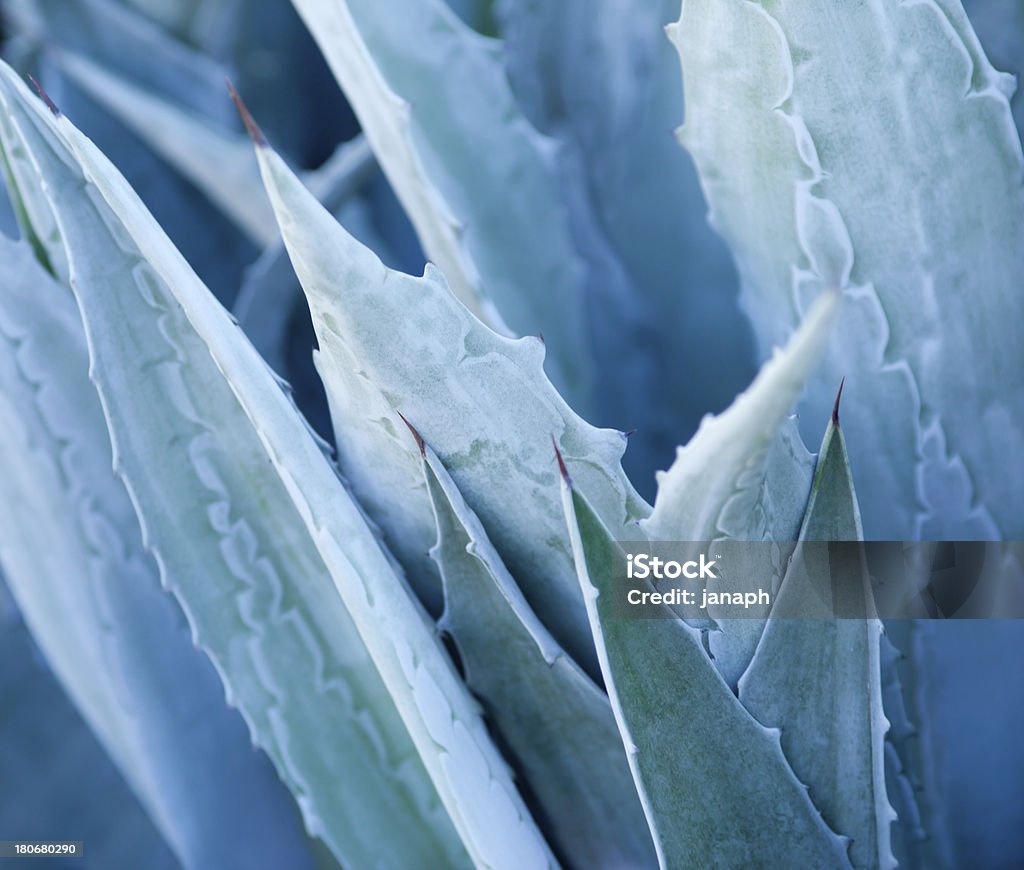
[560,473,850,868]
[233,135,377,372]
[670,0,1024,539]
[0,86,67,279]
[0,61,555,869]
[0,235,316,869]
[289,0,594,402]
[881,620,956,869]
[417,434,657,868]
[56,50,278,245]
[640,290,835,681]
[54,51,378,251]
[738,417,896,869]
[496,0,757,488]
[642,289,836,543]
[253,130,648,677]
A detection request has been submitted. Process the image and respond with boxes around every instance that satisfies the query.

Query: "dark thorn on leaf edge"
[551,435,571,485]
[832,376,846,427]
[397,411,426,456]
[226,80,266,147]
[27,75,59,116]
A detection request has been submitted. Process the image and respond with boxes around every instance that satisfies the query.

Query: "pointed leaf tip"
[832,377,846,427]
[551,436,571,485]
[226,80,266,147]
[397,411,426,456]
[27,75,60,116]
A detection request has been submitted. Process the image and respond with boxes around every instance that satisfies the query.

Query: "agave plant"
[0,1,1021,868]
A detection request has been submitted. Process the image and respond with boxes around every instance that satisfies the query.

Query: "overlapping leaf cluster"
[0,1,1021,868]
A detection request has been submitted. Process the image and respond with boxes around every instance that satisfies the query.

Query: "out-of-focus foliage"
[0,1,1021,868]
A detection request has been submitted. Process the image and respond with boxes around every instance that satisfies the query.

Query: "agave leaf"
[416,431,657,868]
[0,178,15,237]
[963,0,1024,135]
[0,81,67,279]
[878,629,933,870]
[52,32,377,250]
[885,620,955,869]
[0,235,317,869]
[55,50,278,245]
[289,0,595,403]
[910,620,1024,866]
[559,468,851,869]
[496,0,756,489]
[7,0,236,123]
[642,290,836,543]
[640,290,835,680]
[670,0,1024,539]
[0,610,178,870]
[0,63,556,868]
[252,125,648,677]
[738,412,896,869]
[233,135,377,372]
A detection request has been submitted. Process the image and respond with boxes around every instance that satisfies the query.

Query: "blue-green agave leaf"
[640,290,835,681]
[0,60,528,867]
[908,619,1024,866]
[0,609,178,870]
[738,414,897,869]
[642,290,835,543]
[0,234,316,869]
[233,135,377,372]
[496,0,757,488]
[416,432,657,868]
[559,468,851,869]
[0,60,546,869]
[7,0,236,124]
[54,50,378,253]
[253,127,649,678]
[288,0,594,404]
[0,178,15,237]
[670,0,1024,539]
[878,627,937,870]
[55,50,278,245]
[963,0,1024,136]
[0,81,68,280]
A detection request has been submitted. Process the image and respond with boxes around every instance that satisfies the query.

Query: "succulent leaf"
[0,60,556,869]
[252,126,649,677]
[560,469,851,869]
[496,0,757,488]
[417,433,657,868]
[289,0,594,403]
[7,0,236,123]
[0,234,317,869]
[670,0,1024,539]
[738,415,896,870]
[56,51,278,245]
[641,290,835,678]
